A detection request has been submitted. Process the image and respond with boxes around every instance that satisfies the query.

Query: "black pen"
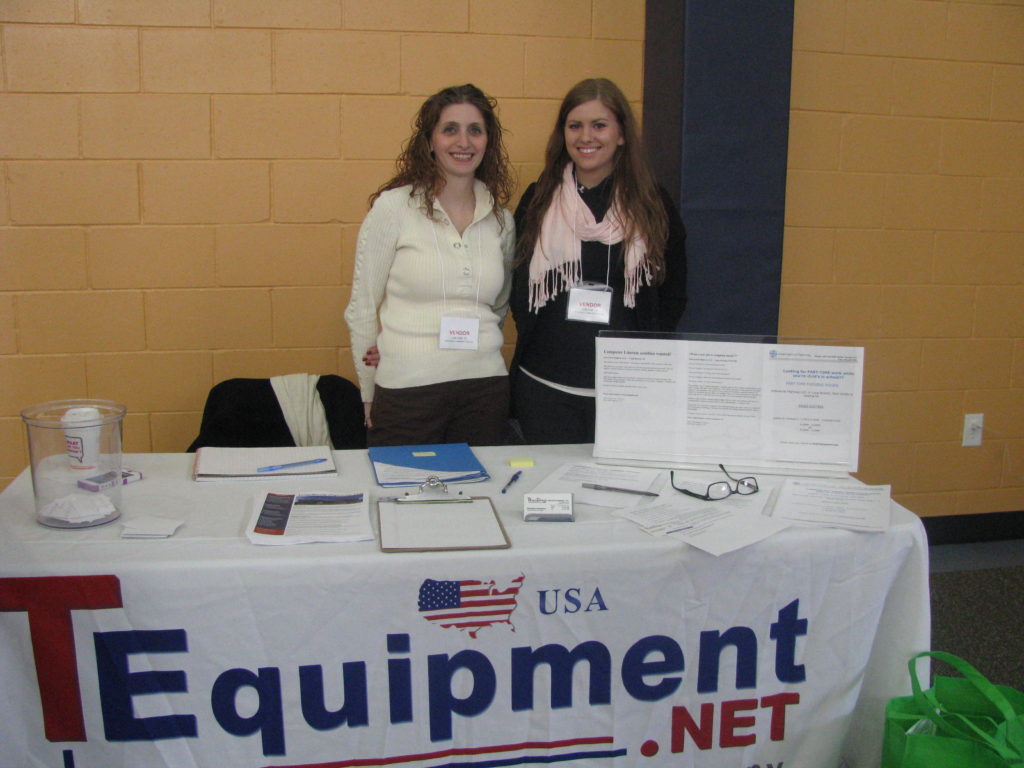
[500,470,523,494]
[582,483,658,497]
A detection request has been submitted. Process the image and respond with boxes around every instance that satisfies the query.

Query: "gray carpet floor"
[929,541,1024,690]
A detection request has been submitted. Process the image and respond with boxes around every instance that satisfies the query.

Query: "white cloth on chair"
[270,373,332,448]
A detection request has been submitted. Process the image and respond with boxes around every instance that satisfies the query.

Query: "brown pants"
[368,375,510,447]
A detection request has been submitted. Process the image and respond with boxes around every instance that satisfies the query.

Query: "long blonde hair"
[516,78,667,279]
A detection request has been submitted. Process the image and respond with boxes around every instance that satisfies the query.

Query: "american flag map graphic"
[417,575,525,637]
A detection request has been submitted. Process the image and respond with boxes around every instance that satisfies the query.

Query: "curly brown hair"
[371,84,514,226]
[515,78,668,281]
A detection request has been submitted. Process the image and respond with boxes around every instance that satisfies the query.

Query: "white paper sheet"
[773,478,891,531]
[377,499,508,550]
[616,493,789,556]
[595,336,864,475]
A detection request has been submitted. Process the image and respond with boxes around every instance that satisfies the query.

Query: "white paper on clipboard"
[377,498,509,551]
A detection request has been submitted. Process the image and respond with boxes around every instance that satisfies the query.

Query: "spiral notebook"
[192,446,337,481]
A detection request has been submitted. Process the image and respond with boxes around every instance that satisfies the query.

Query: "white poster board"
[594,334,864,476]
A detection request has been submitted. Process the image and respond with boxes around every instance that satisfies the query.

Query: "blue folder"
[367,443,489,487]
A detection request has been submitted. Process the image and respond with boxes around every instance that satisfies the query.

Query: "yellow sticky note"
[509,457,534,468]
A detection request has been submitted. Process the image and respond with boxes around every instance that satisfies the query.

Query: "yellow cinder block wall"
[1,0,1022,520]
[784,0,1024,517]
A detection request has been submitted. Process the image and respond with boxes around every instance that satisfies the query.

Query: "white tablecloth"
[0,444,929,768]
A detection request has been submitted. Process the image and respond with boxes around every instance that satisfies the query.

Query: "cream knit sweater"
[344,182,515,403]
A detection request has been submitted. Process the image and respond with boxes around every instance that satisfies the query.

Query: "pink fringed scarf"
[528,163,651,311]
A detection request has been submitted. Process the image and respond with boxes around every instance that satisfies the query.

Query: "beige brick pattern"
[883,175,982,231]
[878,287,975,338]
[471,0,591,38]
[0,355,88,416]
[946,4,1024,65]
[785,171,886,228]
[498,99,561,164]
[841,116,941,174]
[401,36,524,98]
[0,297,15,355]
[343,0,467,32]
[525,38,643,100]
[1,228,88,290]
[0,418,29,483]
[920,340,1014,390]
[142,29,272,93]
[88,226,217,288]
[980,179,1024,231]
[791,0,843,52]
[593,0,644,41]
[833,230,933,285]
[142,161,270,224]
[0,95,79,159]
[82,96,211,159]
[145,289,272,350]
[8,162,140,225]
[941,122,1024,177]
[1,1,75,23]
[790,52,892,114]
[974,286,1024,338]
[1014,340,1024,387]
[787,112,842,171]
[215,224,343,286]
[912,442,1004,492]
[275,31,400,94]
[934,232,1024,285]
[844,0,948,59]
[892,60,992,120]
[859,339,922,393]
[272,286,349,347]
[17,292,146,354]
[4,26,139,92]
[992,66,1024,122]
[213,96,340,159]
[779,285,884,338]
[80,0,210,26]
[85,352,212,412]
[862,391,964,444]
[151,412,202,452]
[1,0,1021,519]
[340,95,426,160]
[855,442,916,492]
[779,228,835,284]
[213,0,342,29]
[122,412,152,453]
[272,160,392,223]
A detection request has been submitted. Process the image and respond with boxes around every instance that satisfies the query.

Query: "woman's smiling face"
[430,102,487,181]
[563,99,624,187]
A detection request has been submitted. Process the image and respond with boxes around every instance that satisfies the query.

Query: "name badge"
[439,316,480,350]
[566,282,612,324]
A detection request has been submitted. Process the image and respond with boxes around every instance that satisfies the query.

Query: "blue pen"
[257,458,328,473]
[501,470,523,494]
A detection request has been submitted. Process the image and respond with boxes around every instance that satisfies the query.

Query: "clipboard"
[377,477,509,552]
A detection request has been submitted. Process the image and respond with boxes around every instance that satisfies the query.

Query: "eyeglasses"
[671,464,759,501]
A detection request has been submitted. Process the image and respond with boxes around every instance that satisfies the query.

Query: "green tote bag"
[882,650,1024,768]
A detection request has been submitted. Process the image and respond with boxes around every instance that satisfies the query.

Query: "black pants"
[513,369,595,445]
[369,376,509,447]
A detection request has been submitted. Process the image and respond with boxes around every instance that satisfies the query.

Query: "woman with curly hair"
[510,78,687,444]
[345,84,516,447]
